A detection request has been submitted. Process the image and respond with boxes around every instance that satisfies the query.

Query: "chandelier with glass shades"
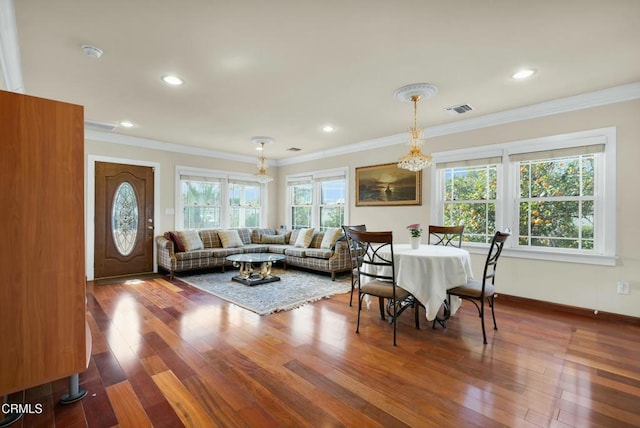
[251,136,274,183]
[395,83,438,171]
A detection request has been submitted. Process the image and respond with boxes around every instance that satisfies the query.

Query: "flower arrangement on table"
[407,224,423,238]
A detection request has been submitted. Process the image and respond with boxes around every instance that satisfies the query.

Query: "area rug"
[176,268,351,315]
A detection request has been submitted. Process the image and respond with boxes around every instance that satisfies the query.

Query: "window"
[319,178,346,230]
[442,163,498,244]
[515,149,598,250]
[229,181,261,228]
[177,168,267,230]
[290,181,312,229]
[182,177,222,229]
[431,128,616,265]
[287,168,348,230]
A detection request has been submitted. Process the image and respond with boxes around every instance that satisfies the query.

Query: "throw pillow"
[294,228,314,248]
[261,234,286,245]
[320,228,342,249]
[176,230,204,251]
[169,231,186,252]
[218,230,244,248]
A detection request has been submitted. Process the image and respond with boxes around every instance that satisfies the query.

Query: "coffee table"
[226,253,286,286]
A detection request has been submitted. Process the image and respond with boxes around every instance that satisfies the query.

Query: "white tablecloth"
[364,244,474,321]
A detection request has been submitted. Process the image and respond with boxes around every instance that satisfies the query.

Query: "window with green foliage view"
[182,180,221,229]
[433,128,615,264]
[443,165,497,244]
[287,169,347,230]
[229,182,261,228]
[517,154,595,250]
[320,179,345,230]
[178,171,267,230]
[291,183,312,229]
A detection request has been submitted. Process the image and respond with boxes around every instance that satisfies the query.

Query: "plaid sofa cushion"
[309,231,324,248]
[210,247,244,257]
[285,247,307,257]
[304,248,334,260]
[268,245,292,254]
[175,249,213,261]
[261,234,286,244]
[218,230,244,248]
[288,229,299,245]
[236,228,253,245]
[176,230,204,251]
[251,228,277,243]
[320,228,342,249]
[243,244,270,253]
[198,230,221,248]
[294,228,315,248]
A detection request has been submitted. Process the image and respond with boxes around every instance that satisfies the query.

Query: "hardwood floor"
[5,273,640,427]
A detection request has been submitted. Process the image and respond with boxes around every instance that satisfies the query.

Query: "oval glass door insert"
[112,182,138,256]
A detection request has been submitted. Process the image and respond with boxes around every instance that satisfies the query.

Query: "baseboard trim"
[496,293,640,326]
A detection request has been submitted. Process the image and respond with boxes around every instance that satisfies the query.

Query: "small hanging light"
[395,83,438,171]
[251,136,274,183]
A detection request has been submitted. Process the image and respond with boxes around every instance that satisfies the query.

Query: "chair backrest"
[481,230,510,287]
[428,225,464,248]
[342,224,367,267]
[343,228,395,285]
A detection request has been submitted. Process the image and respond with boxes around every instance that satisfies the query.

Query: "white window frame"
[286,167,349,230]
[228,179,262,228]
[289,179,313,229]
[175,166,269,230]
[430,127,616,266]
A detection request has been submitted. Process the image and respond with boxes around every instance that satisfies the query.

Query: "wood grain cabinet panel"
[0,90,87,396]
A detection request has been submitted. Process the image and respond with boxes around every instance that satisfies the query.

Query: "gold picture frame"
[355,163,422,206]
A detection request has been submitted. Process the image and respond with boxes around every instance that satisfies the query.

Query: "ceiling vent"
[85,120,118,131]
[445,104,474,115]
[287,147,302,152]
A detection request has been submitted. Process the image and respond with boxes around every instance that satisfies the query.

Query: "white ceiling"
[8,0,640,161]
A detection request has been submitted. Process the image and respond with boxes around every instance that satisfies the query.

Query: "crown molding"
[276,133,406,166]
[423,82,640,139]
[277,82,640,166]
[2,0,639,165]
[85,130,260,165]
[88,81,639,168]
[0,0,24,92]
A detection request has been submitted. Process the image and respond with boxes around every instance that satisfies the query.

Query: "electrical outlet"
[617,281,630,295]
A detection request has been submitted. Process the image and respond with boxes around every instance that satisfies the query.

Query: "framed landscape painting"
[355,163,422,206]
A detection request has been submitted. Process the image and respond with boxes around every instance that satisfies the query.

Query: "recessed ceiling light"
[161,75,184,86]
[81,44,103,59]
[512,69,536,80]
[119,121,134,128]
[322,125,335,133]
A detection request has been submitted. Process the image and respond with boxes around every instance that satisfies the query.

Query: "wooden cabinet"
[0,90,87,396]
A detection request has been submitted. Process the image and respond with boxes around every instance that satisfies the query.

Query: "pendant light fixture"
[395,83,438,171]
[251,136,274,183]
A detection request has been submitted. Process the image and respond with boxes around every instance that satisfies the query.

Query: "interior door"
[95,162,154,279]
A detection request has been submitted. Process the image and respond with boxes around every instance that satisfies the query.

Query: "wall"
[276,100,640,318]
[84,140,279,279]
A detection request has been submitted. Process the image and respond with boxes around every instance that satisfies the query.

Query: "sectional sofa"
[156,227,352,280]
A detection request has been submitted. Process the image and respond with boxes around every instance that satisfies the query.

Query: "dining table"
[364,243,474,322]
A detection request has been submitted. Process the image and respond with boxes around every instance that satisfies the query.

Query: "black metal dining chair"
[428,225,464,248]
[446,230,510,344]
[341,224,367,307]
[426,225,465,328]
[343,227,416,346]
